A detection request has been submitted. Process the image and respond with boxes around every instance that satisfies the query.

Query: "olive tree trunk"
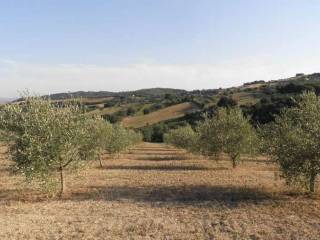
[99,155,103,168]
[309,172,317,193]
[59,165,66,197]
[231,153,239,168]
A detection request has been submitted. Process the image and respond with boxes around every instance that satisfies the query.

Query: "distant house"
[295,73,305,77]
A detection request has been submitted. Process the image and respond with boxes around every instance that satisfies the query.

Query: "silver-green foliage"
[81,117,114,168]
[197,108,256,167]
[261,92,320,192]
[105,124,142,155]
[164,125,198,152]
[0,96,105,194]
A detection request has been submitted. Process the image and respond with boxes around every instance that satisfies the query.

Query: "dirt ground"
[0,142,319,240]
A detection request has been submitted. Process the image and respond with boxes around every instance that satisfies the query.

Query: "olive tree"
[105,124,142,155]
[0,96,101,196]
[127,129,143,146]
[261,92,320,192]
[164,125,198,152]
[88,119,113,168]
[197,108,256,167]
[87,120,141,167]
[196,114,223,158]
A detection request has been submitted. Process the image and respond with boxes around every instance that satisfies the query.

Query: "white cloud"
[0,58,319,97]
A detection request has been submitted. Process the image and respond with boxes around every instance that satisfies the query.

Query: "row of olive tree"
[163,125,199,152]
[165,92,320,192]
[164,107,256,168]
[0,95,142,196]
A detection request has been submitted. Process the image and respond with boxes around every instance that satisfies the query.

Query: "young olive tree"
[261,92,320,192]
[197,108,256,167]
[164,125,198,152]
[196,114,223,158]
[127,129,143,147]
[0,96,101,196]
[87,119,113,168]
[105,124,142,155]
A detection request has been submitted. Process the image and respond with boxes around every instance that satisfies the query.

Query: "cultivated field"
[122,102,199,128]
[0,142,319,239]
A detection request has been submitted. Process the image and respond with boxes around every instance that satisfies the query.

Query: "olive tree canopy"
[261,92,320,192]
[197,107,257,167]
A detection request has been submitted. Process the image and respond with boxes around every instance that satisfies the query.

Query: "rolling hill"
[0,98,15,104]
[122,102,200,128]
[5,72,320,141]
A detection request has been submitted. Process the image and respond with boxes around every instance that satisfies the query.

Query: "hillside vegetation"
[122,102,199,128]
[10,72,320,141]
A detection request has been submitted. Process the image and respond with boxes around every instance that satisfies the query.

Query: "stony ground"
[0,142,319,240]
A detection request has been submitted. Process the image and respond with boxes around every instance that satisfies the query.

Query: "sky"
[1,0,320,97]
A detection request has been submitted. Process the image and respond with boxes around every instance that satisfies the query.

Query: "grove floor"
[0,142,319,240]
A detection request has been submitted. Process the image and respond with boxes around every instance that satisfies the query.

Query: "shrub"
[217,96,237,108]
[277,83,313,94]
[126,107,136,116]
[141,126,153,142]
[143,108,150,115]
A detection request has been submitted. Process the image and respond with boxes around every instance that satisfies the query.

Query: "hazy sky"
[1,0,320,97]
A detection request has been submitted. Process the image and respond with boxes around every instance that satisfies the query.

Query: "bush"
[140,123,169,142]
[143,108,150,115]
[260,92,320,192]
[141,126,153,142]
[126,107,136,116]
[243,96,296,125]
[277,83,313,94]
[217,96,237,108]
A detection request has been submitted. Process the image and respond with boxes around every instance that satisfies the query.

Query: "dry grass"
[231,92,259,105]
[0,142,320,239]
[122,102,199,128]
[81,97,114,104]
[86,106,122,116]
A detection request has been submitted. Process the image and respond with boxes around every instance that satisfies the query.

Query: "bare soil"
[0,142,319,240]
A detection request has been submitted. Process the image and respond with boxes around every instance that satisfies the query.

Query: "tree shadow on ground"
[132,155,191,161]
[0,167,11,174]
[241,159,271,164]
[129,148,180,152]
[126,152,185,156]
[0,189,50,203]
[69,184,280,206]
[99,164,214,171]
[0,189,19,200]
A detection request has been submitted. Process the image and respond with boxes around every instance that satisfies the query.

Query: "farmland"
[3,2,320,239]
[0,142,319,239]
[122,102,199,128]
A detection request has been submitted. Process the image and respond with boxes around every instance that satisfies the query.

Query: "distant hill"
[36,73,320,126]
[44,73,320,101]
[47,88,187,100]
[0,97,15,104]
[46,91,115,100]
[8,72,320,142]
